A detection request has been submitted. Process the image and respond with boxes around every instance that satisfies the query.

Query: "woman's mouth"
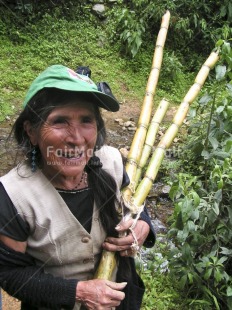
[57,150,83,160]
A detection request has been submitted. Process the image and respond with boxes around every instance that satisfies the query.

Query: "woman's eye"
[53,117,67,124]
[51,117,69,127]
[82,116,94,123]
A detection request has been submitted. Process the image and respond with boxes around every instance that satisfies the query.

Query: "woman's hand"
[76,279,127,309]
[102,219,150,257]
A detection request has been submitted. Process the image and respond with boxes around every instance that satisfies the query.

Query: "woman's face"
[27,101,98,178]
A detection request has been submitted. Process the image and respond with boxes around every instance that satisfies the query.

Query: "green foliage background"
[1,0,231,120]
[0,1,232,309]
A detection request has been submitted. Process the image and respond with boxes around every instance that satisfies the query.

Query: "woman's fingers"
[104,220,150,247]
[76,280,127,309]
[115,218,134,231]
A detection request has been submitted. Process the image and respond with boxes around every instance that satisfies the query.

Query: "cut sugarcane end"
[205,51,220,68]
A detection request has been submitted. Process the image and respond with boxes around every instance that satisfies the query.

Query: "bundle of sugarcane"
[95,16,219,280]
[94,10,171,280]
[132,50,219,209]
[95,11,170,280]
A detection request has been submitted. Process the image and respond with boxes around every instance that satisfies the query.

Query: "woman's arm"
[0,234,27,253]
[0,238,77,309]
[0,239,127,309]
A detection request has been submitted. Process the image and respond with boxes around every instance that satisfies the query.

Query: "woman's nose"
[65,125,85,144]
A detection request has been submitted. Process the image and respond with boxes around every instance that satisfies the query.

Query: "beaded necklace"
[72,170,88,189]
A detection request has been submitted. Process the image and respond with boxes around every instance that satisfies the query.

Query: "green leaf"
[215,65,226,81]
[187,272,193,284]
[212,201,220,215]
[201,149,210,159]
[213,151,230,159]
[216,105,225,113]
[220,247,232,255]
[209,136,219,150]
[214,189,222,202]
[179,274,187,289]
[199,93,212,105]
[217,256,228,264]
[169,185,179,201]
[191,209,199,220]
[176,211,184,230]
[204,267,213,280]
[225,206,232,226]
[187,220,196,232]
[214,268,223,282]
[191,191,200,206]
[182,243,192,261]
[227,286,232,297]
[216,39,224,47]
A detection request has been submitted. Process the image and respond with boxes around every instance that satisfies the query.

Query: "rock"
[124,121,135,127]
[151,218,167,233]
[92,4,106,19]
[115,118,124,126]
[127,127,136,131]
[115,118,123,123]
[161,185,171,195]
[120,147,129,158]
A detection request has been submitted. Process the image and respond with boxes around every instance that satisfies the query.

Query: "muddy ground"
[0,99,175,309]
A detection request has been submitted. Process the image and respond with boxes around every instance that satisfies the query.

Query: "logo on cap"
[67,68,94,85]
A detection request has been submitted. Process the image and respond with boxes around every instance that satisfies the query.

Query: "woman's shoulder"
[0,163,31,181]
[0,182,29,241]
[95,145,122,160]
[95,145,124,185]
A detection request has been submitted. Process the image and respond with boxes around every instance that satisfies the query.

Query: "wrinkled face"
[26,101,98,178]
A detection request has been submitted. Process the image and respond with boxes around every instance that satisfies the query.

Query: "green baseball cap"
[23,65,120,112]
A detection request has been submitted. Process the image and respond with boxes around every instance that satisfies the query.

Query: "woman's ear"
[23,121,38,145]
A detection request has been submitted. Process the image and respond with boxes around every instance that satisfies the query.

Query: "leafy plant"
[138,236,200,310]
[167,41,232,309]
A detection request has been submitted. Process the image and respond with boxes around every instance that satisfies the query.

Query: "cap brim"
[49,80,119,111]
[49,87,120,112]
[78,91,119,112]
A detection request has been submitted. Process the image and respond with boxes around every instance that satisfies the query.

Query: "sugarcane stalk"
[123,10,171,203]
[131,51,219,209]
[134,99,169,187]
[94,250,117,280]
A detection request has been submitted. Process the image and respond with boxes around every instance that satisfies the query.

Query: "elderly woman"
[0,65,155,309]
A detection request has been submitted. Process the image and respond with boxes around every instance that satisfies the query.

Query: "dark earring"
[31,146,37,172]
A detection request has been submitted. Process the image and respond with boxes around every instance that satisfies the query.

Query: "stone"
[124,121,135,127]
[92,4,106,19]
[127,127,136,131]
[119,147,129,158]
